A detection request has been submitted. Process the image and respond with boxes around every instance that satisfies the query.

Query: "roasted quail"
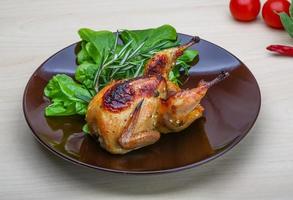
[86,37,229,154]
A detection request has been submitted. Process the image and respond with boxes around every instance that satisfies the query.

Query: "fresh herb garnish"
[44,25,199,118]
[44,74,92,116]
[76,25,198,92]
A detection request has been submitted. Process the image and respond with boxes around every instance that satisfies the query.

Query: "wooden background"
[1,0,293,199]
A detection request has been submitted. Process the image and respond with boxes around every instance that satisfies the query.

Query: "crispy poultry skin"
[86,37,229,154]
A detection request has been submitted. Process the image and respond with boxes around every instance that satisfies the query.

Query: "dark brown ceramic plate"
[23,34,261,174]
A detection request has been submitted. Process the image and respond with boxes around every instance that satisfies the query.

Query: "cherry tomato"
[230,0,261,21]
[262,0,291,29]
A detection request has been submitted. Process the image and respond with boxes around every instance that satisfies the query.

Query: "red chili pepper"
[267,45,293,56]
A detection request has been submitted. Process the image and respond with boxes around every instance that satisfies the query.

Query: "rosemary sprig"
[134,60,145,77]
[93,38,149,92]
[93,39,133,91]
[92,35,182,92]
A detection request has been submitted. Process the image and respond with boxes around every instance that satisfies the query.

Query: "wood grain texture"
[0,0,292,199]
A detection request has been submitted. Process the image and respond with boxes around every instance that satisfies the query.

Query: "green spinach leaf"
[120,24,177,51]
[179,49,199,63]
[44,74,92,116]
[75,62,99,90]
[78,29,115,65]
[77,41,93,64]
[75,29,116,90]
